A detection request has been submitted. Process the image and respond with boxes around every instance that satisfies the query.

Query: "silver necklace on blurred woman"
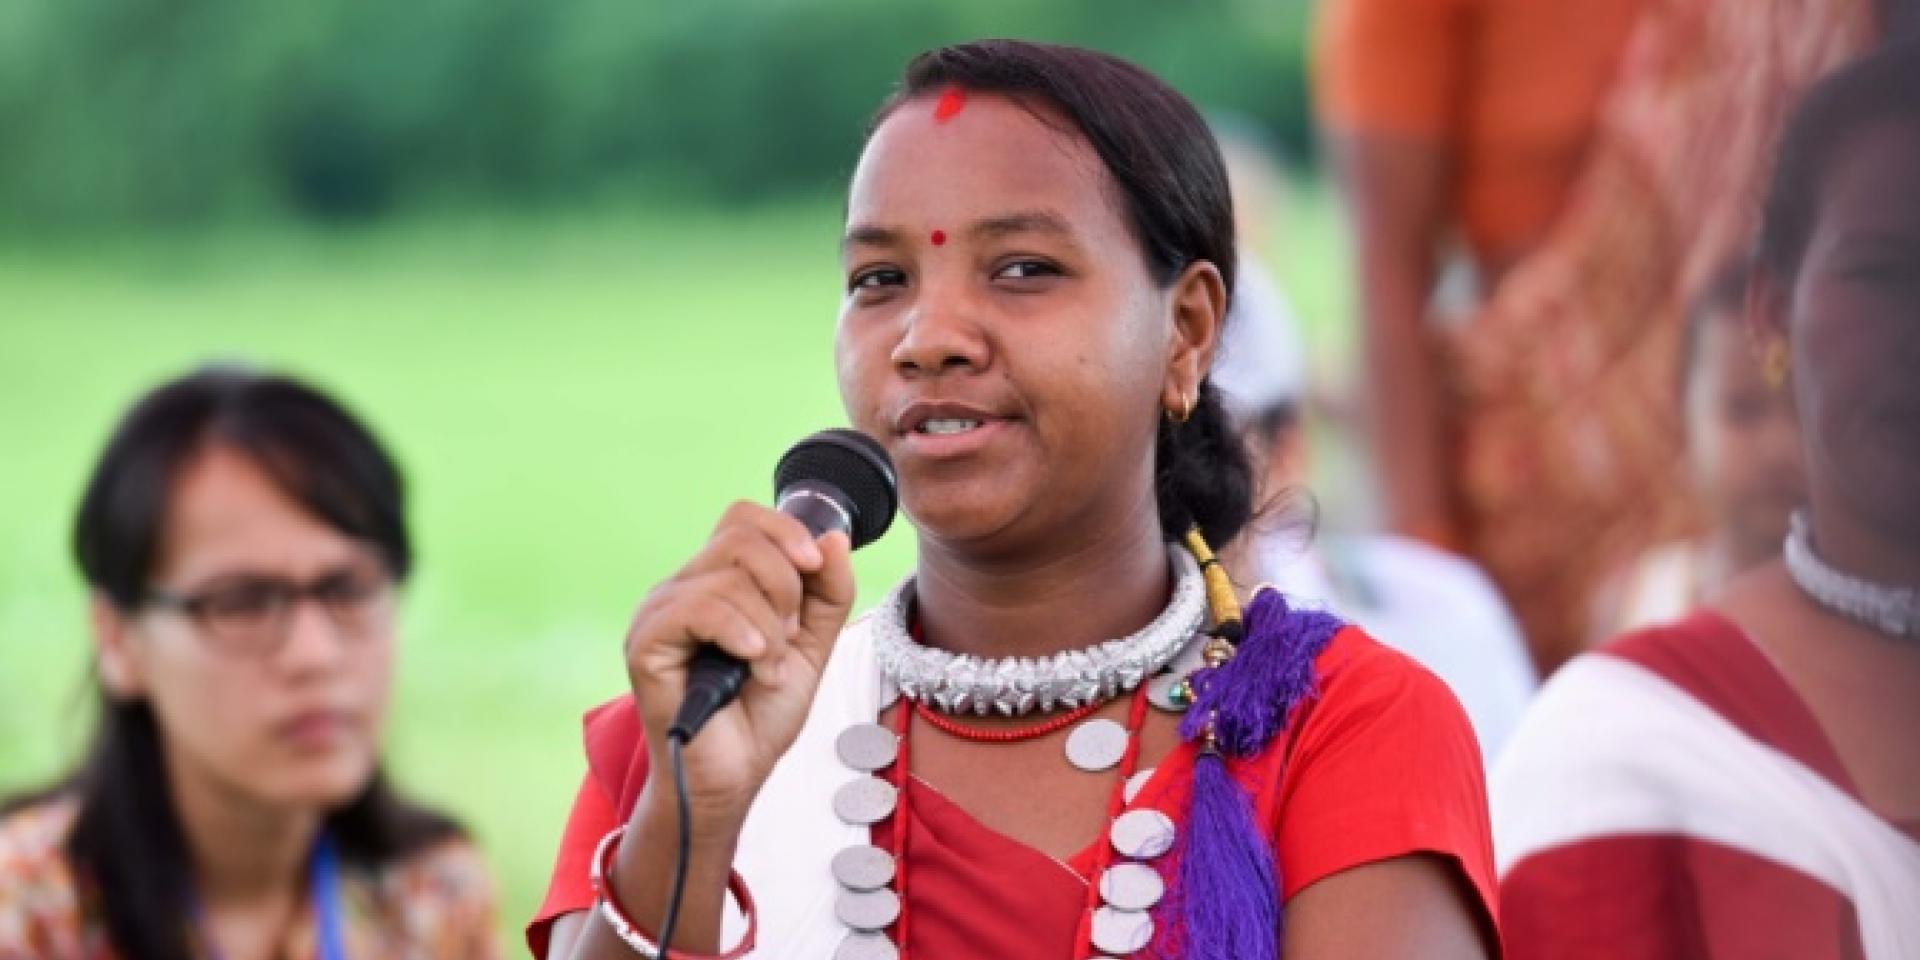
[1784,511,1920,641]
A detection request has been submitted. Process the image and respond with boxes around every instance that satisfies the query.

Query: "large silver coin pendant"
[1065,718,1129,772]
[833,776,898,826]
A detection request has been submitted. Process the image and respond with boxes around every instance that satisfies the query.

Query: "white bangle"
[587,824,759,959]
[594,896,663,958]
[591,827,663,957]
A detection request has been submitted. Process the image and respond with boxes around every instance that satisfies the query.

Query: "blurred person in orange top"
[1588,258,1808,641]
[1316,0,1880,673]
[0,367,497,960]
[1314,0,1650,545]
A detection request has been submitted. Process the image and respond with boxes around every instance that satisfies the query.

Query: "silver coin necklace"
[828,672,1200,959]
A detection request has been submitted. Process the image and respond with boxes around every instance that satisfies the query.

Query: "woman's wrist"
[593,825,758,959]
[632,774,750,856]
[603,790,742,955]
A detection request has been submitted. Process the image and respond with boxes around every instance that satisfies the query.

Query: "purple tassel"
[1177,590,1341,753]
[1160,589,1343,959]
[1165,751,1279,960]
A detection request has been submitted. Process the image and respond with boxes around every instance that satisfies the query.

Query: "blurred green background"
[0,0,1318,229]
[0,0,1346,951]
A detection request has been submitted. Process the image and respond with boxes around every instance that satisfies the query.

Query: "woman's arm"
[1327,132,1458,548]
[544,778,742,959]
[539,502,859,959]
[545,912,590,958]
[1284,853,1496,959]
[1313,0,1468,548]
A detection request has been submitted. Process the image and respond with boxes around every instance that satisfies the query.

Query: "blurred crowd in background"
[3,0,1917,956]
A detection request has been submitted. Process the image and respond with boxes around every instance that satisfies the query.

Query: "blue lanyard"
[194,832,348,960]
[310,834,348,960]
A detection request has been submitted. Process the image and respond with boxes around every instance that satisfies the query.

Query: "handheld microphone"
[667,429,898,743]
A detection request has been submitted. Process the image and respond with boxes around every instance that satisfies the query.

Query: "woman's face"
[97,445,395,812]
[836,92,1220,555]
[1782,119,1920,543]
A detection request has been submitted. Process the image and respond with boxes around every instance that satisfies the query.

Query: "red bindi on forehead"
[933,87,967,123]
[924,91,963,252]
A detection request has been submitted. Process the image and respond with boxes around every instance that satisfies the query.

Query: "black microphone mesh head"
[773,429,898,549]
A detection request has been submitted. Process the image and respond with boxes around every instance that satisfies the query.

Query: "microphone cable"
[650,428,897,958]
[656,731,694,958]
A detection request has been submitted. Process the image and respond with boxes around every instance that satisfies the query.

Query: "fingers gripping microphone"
[668,429,898,743]
[656,431,896,957]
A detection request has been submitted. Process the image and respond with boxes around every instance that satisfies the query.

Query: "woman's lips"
[892,397,1019,461]
[897,417,1013,460]
[275,709,353,752]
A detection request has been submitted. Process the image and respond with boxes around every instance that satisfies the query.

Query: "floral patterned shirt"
[0,796,500,960]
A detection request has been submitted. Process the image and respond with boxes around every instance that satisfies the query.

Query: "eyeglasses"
[142,564,395,656]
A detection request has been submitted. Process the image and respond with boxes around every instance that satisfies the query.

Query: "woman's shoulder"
[362,836,499,956]
[1260,624,1500,916]
[1305,623,1479,731]
[374,834,493,896]
[0,794,89,953]
[1507,606,1848,795]
[0,793,78,864]
[1277,622,1490,829]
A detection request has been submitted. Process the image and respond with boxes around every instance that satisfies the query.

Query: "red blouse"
[529,627,1500,957]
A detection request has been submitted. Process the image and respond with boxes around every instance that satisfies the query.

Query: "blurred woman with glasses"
[0,366,498,960]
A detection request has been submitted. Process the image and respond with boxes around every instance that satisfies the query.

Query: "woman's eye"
[203,583,281,620]
[849,267,907,292]
[994,259,1063,281]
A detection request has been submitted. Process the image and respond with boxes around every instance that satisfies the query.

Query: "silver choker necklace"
[873,545,1208,716]
[1784,511,1920,641]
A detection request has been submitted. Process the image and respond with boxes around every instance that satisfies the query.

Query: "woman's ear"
[92,594,146,700]
[1163,259,1229,410]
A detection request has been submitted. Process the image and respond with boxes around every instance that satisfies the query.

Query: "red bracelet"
[590,825,759,959]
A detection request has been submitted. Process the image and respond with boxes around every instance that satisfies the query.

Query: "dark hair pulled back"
[1758,38,1920,283]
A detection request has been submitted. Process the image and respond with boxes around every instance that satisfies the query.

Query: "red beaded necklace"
[883,683,1153,959]
[910,698,1105,742]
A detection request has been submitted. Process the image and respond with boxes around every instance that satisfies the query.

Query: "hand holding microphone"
[585,431,894,958]
[622,429,897,822]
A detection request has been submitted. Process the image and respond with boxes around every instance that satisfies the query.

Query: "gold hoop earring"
[1168,391,1193,424]
[1762,340,1789,391]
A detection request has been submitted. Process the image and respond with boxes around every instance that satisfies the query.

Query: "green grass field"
[0,192,1348,950]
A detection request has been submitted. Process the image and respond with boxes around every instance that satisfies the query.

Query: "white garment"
[1492,653,1920,958]
[726,611,882,958]
[1262,533,1538,766]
